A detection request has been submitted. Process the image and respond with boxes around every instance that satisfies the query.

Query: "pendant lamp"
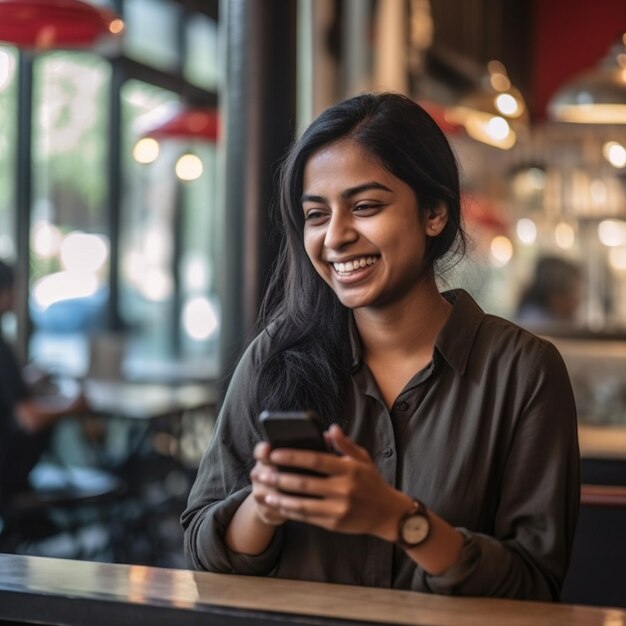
[134,106,219,180]
[548,34,626,124]
[0,0,123,50]
[445,60,529,149]
[140,108,219,143]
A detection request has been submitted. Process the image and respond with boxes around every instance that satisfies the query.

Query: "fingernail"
[265,494,278,505]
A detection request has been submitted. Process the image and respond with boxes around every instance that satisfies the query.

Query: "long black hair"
[254,93,465,426]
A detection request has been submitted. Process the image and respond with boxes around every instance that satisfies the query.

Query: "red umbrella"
[0,0,123,50]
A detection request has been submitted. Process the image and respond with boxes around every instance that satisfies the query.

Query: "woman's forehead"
[303,140,392,186]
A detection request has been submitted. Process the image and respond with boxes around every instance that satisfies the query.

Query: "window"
[7,1,220,377]
[0,45,18,261]
[185,13,220,90]
[120,80,219,373]
[29,52,111,373]
[124,0,182,71]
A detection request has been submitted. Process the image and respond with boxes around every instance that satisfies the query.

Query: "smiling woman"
[182,93,580,602]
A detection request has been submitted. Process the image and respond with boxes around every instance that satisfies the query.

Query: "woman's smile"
[330,255,380,281]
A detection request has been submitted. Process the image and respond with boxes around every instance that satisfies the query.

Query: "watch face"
[402,514,429,545]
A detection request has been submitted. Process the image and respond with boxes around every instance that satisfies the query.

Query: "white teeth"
[332,256,378,274]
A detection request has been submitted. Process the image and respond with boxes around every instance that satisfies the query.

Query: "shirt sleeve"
[424,341,580,600]
[181,333,284,574]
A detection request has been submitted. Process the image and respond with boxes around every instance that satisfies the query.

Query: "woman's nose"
[324,212,357,250]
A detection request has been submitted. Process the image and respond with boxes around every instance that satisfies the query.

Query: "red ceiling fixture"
[141,108,219,143]
[0,0,124,50]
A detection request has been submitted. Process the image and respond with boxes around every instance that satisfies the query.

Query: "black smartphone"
[259,410,328,452]
[259,410,329,478]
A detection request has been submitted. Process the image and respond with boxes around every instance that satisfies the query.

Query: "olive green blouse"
[182,290,580,600]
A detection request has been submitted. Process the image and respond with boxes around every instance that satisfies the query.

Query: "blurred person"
[0,261,88,513]
[515,256,583,328]
[182,93,579,600]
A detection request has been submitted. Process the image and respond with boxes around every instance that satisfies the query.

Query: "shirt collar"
[347,289,484,376]
[348,313,362,372]
[436,289,484,376]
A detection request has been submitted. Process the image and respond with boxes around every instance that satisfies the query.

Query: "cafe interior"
[1,0,626,624]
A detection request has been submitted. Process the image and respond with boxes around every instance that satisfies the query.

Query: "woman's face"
[302,139,447,311]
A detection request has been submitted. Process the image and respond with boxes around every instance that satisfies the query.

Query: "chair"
[0,463,126,560]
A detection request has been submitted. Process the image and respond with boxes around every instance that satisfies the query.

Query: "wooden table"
[0,554,624,626]
[74,379,218,468]
[83,379,217,421]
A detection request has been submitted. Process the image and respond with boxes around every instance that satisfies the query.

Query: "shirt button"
[383,447,393,458]
[396,401,409,412]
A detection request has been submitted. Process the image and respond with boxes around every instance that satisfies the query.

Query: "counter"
[579,424,626,460]
[1,553,625,626]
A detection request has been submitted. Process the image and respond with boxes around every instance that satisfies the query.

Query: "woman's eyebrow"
[301,182,392,204]
[301,193,327,204]
[342,182,393,198]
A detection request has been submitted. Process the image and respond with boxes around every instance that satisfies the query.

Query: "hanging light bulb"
[175,153,203,181]
[445,60,528,149]
[603,141,626,167]
[133,137,160,164]
[548,34,626,124]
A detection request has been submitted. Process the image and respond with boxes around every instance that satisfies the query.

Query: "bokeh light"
[182,297,218,340]
[490,235,513,266]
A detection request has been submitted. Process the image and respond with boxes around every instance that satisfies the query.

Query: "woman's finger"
[256,468,337,498]
[263,492,360,532]
[325,424,371,462]
[264,492,339,519]
[251,476,288,525]
[268,448,342,475]
[254,441,272,462]
[255,499,287,526]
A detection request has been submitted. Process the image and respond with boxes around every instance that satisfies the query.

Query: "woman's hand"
[255,424,411,541]
[249,441,290,527]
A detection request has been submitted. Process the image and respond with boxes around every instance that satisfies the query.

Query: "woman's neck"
[353,278,452,362]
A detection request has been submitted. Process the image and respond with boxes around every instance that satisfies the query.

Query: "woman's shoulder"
[236,320,286,366]
[479,309,565,372]
[447,289,561,370]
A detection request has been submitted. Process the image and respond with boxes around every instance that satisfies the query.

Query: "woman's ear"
[425,204,448,237]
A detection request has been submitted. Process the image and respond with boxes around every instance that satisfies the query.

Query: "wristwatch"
[397,499,430,549]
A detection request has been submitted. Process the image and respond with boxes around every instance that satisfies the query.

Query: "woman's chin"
[333,290,377,310]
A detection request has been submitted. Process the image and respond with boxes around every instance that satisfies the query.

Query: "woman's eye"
[354,203,381,214]
[304,210,327,222]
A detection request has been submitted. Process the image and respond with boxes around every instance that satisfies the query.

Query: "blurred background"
[0,0,625,608]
